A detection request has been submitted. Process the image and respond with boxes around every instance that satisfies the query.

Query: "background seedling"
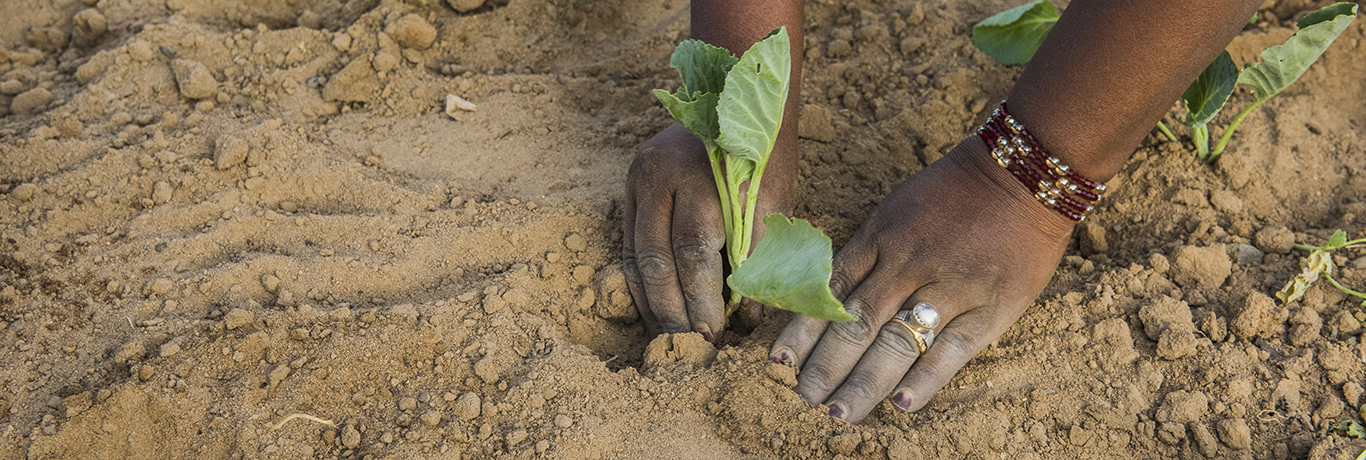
[653,28,855,322]
[1279,229,1366,307]
[971,1,1358,163]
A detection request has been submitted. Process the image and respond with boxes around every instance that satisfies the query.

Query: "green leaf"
[669,40,738,102]
[971,0,1060,65]
[715,27,791,165]
[1181,51,1239,128]
[1238,3,1357,102]
[1326,229,1349,250]
[1298,2,1358,29]
[654,89,723,147]
[728,214,854,322]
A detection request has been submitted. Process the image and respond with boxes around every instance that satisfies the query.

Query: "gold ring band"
[890,318,930,355]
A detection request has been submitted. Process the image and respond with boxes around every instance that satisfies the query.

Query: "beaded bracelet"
[976,102,1106,222]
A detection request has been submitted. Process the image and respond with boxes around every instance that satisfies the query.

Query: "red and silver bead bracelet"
[976,102,1106,223]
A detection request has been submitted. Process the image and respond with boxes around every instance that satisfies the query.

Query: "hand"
[623,124,793,341]
[768,136,1076,423]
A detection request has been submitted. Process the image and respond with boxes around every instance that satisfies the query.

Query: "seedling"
[653,28,854,322]
[971,2,1359,163]
[1278,229,1366,307]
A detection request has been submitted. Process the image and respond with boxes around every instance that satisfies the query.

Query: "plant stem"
[1193,124,1210,160]
[709,147,733,258]
[1323,272,1366,306]
[1210,97,1267,161]
[1155,121,1177,143]
[738,169,765,264]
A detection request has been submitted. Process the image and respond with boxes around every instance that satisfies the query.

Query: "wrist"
[942,137,1078,239]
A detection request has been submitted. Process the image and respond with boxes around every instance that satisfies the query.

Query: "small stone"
[260,274,280,293]
[827,432,860,456]
[1216,418,1251,450]
[158,341,181,358]
[1254,225,1294,254]
[1231,292,1287,339]
[215,137,249,170]
[1231,243,1263,265]
[10,183,38,201]
[147,278,174,296]
[151,181,173,205]
[387,14,437,50]
[170,59,218,99]
[453,392,481,420]
[268,364,290,386]
[421,411,442,426]
[1169,245,1231,289]
[11,87,53,114]
[564,233,588,252]
[554,414,573,428]
[399,397,417,411]
[341,424,361,448]
[1190,422,1219,457]
[223,308,255,330]
[447,0,486,13]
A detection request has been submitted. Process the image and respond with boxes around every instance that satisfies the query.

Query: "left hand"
[768,135,1077,423]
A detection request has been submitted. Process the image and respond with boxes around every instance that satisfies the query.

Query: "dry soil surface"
[2,0,1366,459]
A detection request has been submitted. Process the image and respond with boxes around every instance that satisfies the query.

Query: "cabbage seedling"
[972,2,1359,163]
[653,28,854,322]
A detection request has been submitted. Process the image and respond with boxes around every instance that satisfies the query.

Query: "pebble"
[420,411,442,426]
[10,183,38,201]
[223,308,256,330]
[399,397,417,411]
[447,0,486,13]
[151,181,173,205]
[564,233,588,252]
[341,425,361,448]
[453,392,481,420]
[11,87,52,114]
[260,274,280,293]
[554,414,573,428]
[1231,243,1263,265]
[215,137,249,170]
[388,14,437,50]
[505,429,528,446]
[1216,418,1251,450]
[170,59,218,99]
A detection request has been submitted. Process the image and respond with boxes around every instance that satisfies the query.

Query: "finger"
[621,158,663,336]
[891,306,1003,413]
[672,185,726,342]
[821,318,924,423]
[793,269,908,405]
[634,187,691,335]
[769,231,878,366]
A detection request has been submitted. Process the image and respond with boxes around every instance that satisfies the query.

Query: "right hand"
[623,123,792,341]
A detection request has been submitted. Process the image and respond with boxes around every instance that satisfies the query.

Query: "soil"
[1,0,1365,458]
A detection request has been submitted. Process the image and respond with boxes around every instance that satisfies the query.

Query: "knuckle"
[620,257,643,285]
[672,236,721,261]
[827,301,877,343]
[634,251,676,287]
[798,362,841,392]
[838,373,879,402]
[875,326,921,361]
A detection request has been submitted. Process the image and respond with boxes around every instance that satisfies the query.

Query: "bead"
[977,101,1103,224]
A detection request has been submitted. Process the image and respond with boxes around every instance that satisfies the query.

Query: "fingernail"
[695,323,714,343]
[827,403,847,420]
[770,348,794,365]
[891,389,913,411]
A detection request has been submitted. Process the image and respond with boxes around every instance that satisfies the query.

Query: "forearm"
[1008,0,1261,181]
[692,0,804,181]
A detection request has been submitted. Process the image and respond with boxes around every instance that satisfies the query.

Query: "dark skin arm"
[623,0,803,341]
[769,0,1263,423]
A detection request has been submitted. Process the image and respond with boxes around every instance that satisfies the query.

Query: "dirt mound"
[2,0,1365,458]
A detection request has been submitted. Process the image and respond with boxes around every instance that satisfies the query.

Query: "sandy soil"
[1,0,1365,458]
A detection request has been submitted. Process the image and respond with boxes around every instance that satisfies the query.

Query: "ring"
[895,303,940,333]
[889,318,935,355]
